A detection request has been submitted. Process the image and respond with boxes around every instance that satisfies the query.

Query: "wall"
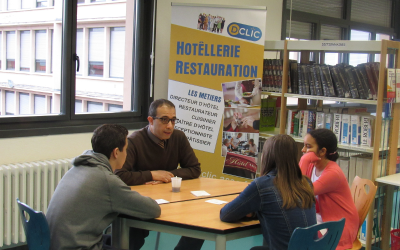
[0,0,283,165]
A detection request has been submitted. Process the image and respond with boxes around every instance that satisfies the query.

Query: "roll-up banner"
[168,4,266,181]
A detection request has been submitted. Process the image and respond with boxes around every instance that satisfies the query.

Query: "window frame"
[0,0,155,138]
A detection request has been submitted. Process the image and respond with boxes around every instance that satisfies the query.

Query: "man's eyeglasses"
[153,116,178,124]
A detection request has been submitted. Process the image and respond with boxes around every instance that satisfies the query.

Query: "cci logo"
[227,22,262,41]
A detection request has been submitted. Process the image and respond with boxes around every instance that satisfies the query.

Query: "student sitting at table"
[114,99,203,250]
[46,124,161,250]
[300,128,358,250]
[220,134,317,250]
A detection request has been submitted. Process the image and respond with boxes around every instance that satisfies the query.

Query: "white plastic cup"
[171,177,182,192]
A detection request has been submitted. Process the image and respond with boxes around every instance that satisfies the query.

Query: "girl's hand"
[301,151,321,163]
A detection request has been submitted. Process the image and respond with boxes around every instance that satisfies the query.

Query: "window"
[0,32,2,69]
[5,91,15,115]
[37,0,47,8]
[91,0,106,2]
[0,0,154,138]
[22,0,32,9]
[19,93,30,115]
[6,31,15,70]
[88,28,104,77]
[20,31,31,72]
[7,0,18,10]
[76,28,83,75]
[78,0,85,3]
[110,27,125,78]
[351,0,392,27]
[35,30,47,73]
[87,101,103,112]
[349,30,370,66]
[108,104,123,111]
[286,0,342,19]
[321,25,342,65]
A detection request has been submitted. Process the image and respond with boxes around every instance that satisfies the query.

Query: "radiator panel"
[0,159,72,248]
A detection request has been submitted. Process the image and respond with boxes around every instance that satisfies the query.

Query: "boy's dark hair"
[91,124,128,159]
[148,99,175,117]
[308,128,339,162]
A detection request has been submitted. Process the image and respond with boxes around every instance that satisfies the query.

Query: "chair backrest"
[350,176,377,226]
[287,218,346,250]
[16,198,50,250]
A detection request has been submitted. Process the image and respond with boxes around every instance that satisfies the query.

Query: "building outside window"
[5,91,15,115]
[109,27,125,78]
[20,31,31,72]
[19,93,30,115]
[37,0,47,8]
[34,94,46,114]
[7,0,18,10]
[88,28,104,77]
[35,30,47,73]
[6,31,15,70]
[87,101,103,112]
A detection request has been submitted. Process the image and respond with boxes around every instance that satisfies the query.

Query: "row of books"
[262,59,384,100]
[286,109,377,147]
[386,68,400,103]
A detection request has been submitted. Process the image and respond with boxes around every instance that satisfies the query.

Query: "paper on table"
[190,190,211,196]
[155,199,170,204]
[206,199,228,205]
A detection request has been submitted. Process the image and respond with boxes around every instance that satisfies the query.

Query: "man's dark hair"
[91,124,128,159]
[148,99,175,117]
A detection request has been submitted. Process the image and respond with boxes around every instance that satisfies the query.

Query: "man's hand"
[150,170,174,183]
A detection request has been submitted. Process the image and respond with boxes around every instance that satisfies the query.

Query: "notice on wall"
[168,4,266,181]
[168,80,224,153]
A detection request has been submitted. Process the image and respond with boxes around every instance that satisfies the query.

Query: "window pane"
[78,0,85,3]
[7,0,18,10]
[87,101,103,112]
[76,1,128,114]
[349,30,370,66]
[351,0,391,27]
[19,93,30,114]
[1,5,62,118]
[286,0,342,18]
[5,91,15,115]
[88,28,104,77]
[34,94,46,114]
[75,100,83,113]
[35,30,47,72]
[20,31,31,72]
[108,104,122,111]
[37,0,48,8]
[375,33,391,62]
[7,31,16,70]
[321,25,341,65]
[110,27,125,78]
[76,28,83,75]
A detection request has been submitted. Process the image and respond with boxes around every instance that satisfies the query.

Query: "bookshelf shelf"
[262,39,400,249]
[284,93,378,105]
[261,91,282,97]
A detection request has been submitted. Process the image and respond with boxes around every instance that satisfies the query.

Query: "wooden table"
[112,195,261,250]
[112,178,261,250]
[375,173,400,186]
[129,177,250,203]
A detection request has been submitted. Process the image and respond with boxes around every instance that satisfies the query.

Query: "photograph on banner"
[197,13,226,33]
[221,132,259,179]
[222,78,262,107]
[223,107,260,133]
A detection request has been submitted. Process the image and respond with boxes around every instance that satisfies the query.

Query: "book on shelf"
[338,157,350,183]
[352,67,369,99]
[343,66,360,99]
[315,112,326,129]
[333,113,342,142]
[357,63,377,100]
[307,110,316,133]
[290,61,298,94]
[341,114,351,144]
[319,65,336,97]
[286,110,298,135]
[387,68,396,103]
[336,64,352,98]
[307,65,316,96]
[396,69,400,103]
[301,64,311,95]
[259,98,277,132]
[293,111,300,136]
[349,156,357,186]
[325,113,333,130]
[380,118,390,150]
[300,110,309,138]
[350,115,361,145]
[361,115,375,147]
[298,64,305,95]
[313,64,324,96]
[329,65,346,98]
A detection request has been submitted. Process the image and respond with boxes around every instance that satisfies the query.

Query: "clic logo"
[227,22,262,41]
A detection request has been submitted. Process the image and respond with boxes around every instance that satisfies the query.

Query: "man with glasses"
[115,99,202,250]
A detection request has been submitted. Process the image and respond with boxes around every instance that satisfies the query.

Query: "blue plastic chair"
[16,198,50,250]
[287,218,346,250]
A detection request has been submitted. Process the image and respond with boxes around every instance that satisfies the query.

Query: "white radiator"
[0,159,72,249]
